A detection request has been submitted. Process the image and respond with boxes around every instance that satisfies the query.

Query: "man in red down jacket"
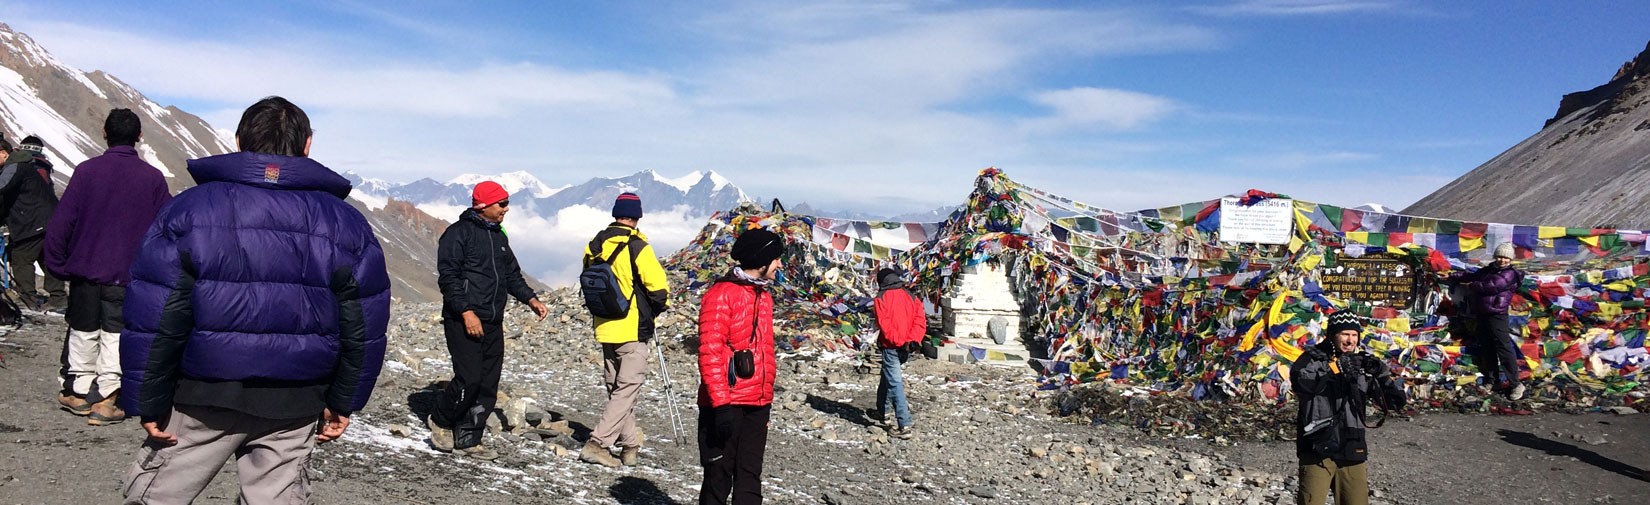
[871,267,925,438]
[697,227,785,505]
[119,97,390,504]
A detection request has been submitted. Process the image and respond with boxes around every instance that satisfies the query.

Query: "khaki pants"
[1298,456,1369,505]
[123,405,318,505]
[590,341,649,448]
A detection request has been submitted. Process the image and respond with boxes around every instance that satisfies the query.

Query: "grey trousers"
[123,405,318,505]
[590,341,649,448]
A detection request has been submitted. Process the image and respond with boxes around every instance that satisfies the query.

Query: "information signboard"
[1219,197,1294,245]
[1320,256,1417,308]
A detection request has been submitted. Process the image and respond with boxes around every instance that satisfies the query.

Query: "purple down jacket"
[1449,264,1524,315]
[119,152,391,418]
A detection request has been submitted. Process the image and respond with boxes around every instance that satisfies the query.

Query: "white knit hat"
[1494,242,1515,260]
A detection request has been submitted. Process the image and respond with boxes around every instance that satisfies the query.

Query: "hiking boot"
[866,410,891,427]
[87,396,125,426]
[456,444,499,461]
[580,440,621,468]
[891,426,914,440]
[621,446,640,466]
[58,394,91,416]
[426,417,454,452]
[1509,383,1527,401]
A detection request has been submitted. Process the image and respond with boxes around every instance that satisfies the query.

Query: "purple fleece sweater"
[43,145,172,286]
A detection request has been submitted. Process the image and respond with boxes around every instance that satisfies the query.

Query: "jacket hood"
[459,208,501,229]
[187,152,351,200]
[719,268,770,287]
[5,149,50,169]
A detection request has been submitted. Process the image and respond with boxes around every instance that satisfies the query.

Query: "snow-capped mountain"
[350,168,749,223]
[0,23,455,302]
[0,24,231,192]
[349,169,751,286]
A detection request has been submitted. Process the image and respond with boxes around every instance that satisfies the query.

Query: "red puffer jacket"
[697,272,777,407]
[873,288,927,349]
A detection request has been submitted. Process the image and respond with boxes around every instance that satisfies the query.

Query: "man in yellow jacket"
[580,192,670,467]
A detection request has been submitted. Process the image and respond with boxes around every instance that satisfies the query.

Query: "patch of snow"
[705,170,735,191]
[135,143,176,178]
[1354,203,1396,214]
[655,169,702,192]
[0,65,98,170]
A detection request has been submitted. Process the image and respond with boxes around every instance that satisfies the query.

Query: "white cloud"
[1222,150,1377,171]
[512,204,715,287]
[1191,0,1401,17]
[23,22,678,118]
[1023,87,1179,131]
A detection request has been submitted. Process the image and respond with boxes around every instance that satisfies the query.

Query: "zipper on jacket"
[489,230,501,316]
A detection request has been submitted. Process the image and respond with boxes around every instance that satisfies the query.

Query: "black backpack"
[580,237,636,319]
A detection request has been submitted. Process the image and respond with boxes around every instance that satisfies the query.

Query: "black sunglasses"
[494,200,510,208]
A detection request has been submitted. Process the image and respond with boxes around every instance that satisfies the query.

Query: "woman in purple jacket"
[1448,242,1527,400]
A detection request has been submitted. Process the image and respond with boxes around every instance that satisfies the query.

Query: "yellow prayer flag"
[1239,322,1265,352]
[1385,317,1411,334]
[1346,231,1369,244]
[1539,226,1566,239]
[1269,337,1304,362]
[1459,235,1484,251]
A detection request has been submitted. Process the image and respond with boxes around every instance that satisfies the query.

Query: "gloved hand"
[1359,352,1388,377]
[1335,352,1361,375]
[707,405,740,448]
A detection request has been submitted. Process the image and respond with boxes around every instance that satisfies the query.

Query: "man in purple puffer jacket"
[118,97,390,504]
[1448,242,1527,400]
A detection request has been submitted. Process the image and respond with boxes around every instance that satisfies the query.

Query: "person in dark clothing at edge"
[0,134,68,312]
[1446,242,1529,400]
[580,192,671,468]
[44,108,173,426]
[697,227,785,505]
[427,180,549,460]
[870,267,925,439]
[119,97,391,504]
[1292,311,1407,505]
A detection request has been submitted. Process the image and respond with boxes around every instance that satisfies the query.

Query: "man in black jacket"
[0,135,66,311]
[429,180,548,459]
[1292,311,1406,505]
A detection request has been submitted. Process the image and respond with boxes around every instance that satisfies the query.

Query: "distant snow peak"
[705,170,734,191]
[652,169,703,192]
[448,170,559,198]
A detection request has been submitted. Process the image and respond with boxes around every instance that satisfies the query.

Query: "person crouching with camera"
[696,228,784,505]
[1292,311,1407,505]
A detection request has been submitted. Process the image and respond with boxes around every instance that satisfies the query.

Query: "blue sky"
[6,0,1649,216]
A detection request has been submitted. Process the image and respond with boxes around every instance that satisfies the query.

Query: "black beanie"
[877,268,905,291]
[1325,311,1362,337]
[731,228,784,269]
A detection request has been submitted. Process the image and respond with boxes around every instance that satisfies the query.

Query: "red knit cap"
[472,181,509,208]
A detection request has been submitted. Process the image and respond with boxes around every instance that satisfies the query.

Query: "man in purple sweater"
[43,109,172,425]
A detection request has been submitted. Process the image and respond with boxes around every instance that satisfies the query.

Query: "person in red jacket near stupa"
[696,227,784,505]
[870,267,925,439]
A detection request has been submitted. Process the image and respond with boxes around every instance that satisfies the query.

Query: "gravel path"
[0,299,1646,504]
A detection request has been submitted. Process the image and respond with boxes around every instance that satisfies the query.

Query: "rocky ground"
[1,291,1648,504]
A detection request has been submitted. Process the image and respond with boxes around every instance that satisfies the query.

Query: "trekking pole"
[651,340,688,444]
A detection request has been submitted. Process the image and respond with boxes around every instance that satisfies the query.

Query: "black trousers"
[698,405,771,505]
[434,318,503,449]
[8,236,65,305]
[66,281,124,332]
[1473,313,1525,387]
[59,281,124,395]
